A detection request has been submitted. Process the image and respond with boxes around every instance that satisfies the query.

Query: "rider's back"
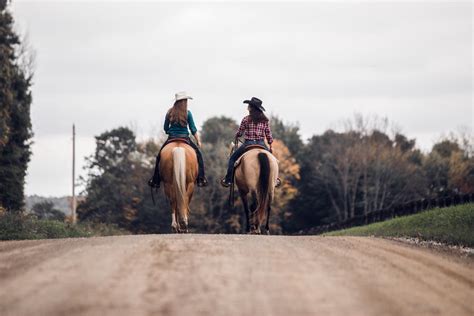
[165,110,197,137]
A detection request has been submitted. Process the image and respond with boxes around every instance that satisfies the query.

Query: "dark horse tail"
[256,152,271,224]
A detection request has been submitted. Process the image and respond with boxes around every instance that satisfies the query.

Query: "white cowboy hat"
[175,91,193,102]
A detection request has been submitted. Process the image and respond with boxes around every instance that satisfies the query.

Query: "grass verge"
[0,213,128,241]
[325,203,474,247]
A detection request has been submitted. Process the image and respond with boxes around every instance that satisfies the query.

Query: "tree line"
[0,2,34,213]
[76,115,473,234]
[76,120,301,234]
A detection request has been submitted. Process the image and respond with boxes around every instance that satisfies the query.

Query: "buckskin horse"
[160,140,198,233]
[233,145,279,234]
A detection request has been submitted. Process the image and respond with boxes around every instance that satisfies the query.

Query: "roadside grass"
[0,213,128,241]
[325,203,474,247]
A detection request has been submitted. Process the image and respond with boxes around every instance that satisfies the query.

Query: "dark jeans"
[151,136,206,184]
[224,139,269,182]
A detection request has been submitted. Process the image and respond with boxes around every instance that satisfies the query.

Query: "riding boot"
[222,144,247,187]
[187,140,208,187]
[196,148,208,187]
[222,161,234,186]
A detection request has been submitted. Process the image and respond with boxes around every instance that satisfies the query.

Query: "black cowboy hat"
[243,97,266,112]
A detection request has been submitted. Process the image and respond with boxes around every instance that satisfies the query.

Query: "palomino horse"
[234,147,279,234]
[160,140,198,233]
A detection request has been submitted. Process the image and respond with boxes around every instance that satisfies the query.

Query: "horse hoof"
[265,230,270,235]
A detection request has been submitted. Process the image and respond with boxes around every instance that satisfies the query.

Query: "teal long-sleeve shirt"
[164,110,198,136]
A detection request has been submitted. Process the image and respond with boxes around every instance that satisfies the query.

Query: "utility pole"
[72,124,77,224]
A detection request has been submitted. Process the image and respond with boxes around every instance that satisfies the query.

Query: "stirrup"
[221,178,231,188]
[148,178,160,189]
[275,178,282,188]
[197,177,208,187]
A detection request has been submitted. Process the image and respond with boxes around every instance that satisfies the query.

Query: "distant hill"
[25,195,72,215]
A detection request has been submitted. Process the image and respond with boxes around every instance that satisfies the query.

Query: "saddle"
[234,145,271,168]
[166,137,190,145]
[243,144,267,152]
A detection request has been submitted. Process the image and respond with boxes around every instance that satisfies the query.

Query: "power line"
[72,124,77,224]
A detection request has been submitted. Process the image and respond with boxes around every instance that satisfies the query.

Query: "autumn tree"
[191,117,242,233]
[201,116,239,145]
[191,117,301,234]
[423,135,474,197]
[78,127,145,228]
[268,140,300,233]
[131,138,171,233]
[290,115,426,230]
[271,116,304,157]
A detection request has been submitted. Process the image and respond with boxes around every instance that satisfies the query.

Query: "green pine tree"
[0,1,34,212]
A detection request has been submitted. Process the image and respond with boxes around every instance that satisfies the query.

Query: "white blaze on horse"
[234,146,279,234]
[160,140,198,233]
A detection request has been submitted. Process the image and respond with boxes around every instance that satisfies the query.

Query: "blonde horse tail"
[173,147,187,222]
[256,152,271,224]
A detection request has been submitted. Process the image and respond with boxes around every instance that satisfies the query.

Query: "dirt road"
[0,235,473,316]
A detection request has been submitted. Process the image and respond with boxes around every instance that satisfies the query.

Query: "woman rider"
[148,92,208,188]
[221,97,280,187]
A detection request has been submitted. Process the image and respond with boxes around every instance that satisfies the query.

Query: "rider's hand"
[194,133,202,148]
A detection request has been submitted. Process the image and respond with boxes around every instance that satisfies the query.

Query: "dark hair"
[167,99,188,127]
[248,105,268,123]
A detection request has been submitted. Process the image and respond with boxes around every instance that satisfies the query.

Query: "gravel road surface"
[1,235,473,316]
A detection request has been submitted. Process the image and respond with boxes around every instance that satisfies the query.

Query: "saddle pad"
[233,145,268,168]
[234,148,278,168]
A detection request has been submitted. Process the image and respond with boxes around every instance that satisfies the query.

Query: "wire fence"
[303,193,474,235]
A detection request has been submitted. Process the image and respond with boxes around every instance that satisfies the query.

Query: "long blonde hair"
[167,99,188,127]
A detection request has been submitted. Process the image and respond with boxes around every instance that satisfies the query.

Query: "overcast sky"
[11,1,473,197]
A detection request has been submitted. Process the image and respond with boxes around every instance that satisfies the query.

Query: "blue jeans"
[225,140,269,181]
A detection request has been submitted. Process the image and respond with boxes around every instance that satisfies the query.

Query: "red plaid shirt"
[236,116,273,144]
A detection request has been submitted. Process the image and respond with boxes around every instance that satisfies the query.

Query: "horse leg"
[182,184,194,234]
[240,193,250,233]
[171,211,179,233]
[265,205,271,235]
[252,214,262,234]
[182,212,189,234]
[249,191,261,234]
